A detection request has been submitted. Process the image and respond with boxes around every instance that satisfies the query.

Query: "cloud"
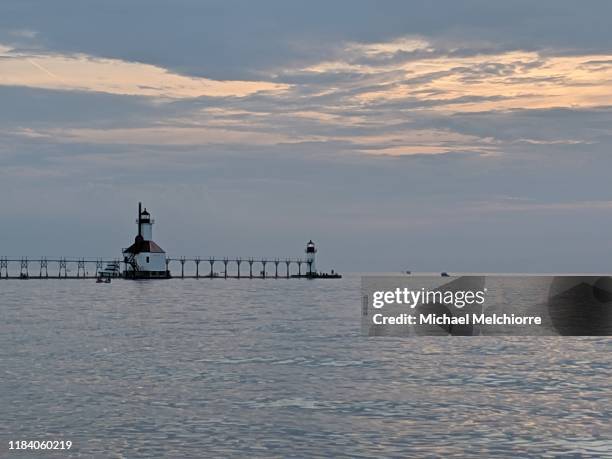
[298,48,612,112]
[0,46,288,98]
[21,125,294,146]
[2,22,612,160]
[347,37,433,56]
[4,1,612,78]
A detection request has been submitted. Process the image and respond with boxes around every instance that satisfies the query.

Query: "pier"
[0,257,339,280]
[0,204,341,280]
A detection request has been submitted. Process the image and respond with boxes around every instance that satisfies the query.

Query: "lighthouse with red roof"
[122,203,170,278]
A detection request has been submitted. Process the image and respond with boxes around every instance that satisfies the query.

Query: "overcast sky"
[1,1,612,273]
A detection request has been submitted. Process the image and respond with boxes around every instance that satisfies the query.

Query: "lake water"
[1,275,611,458]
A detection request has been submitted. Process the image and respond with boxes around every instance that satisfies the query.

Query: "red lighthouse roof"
[123,239,165,254]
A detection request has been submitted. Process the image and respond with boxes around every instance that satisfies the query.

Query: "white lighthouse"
[305,240,317,275]
[122,203,169,278]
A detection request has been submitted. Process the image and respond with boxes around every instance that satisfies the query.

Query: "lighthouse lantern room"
[122,203,169,278]
[305,240,317,275]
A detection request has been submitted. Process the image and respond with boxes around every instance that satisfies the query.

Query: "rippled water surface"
[1,275,611,458]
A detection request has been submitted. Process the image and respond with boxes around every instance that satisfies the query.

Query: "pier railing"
[0,257,315,279]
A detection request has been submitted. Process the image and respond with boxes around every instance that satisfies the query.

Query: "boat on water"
[97,261,120,282]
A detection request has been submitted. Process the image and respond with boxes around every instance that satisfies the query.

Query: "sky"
[1,0,612,273]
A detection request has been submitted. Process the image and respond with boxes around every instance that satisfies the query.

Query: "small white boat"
[98,261,120,280]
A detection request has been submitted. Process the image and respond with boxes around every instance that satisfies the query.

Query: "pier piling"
[40,258,49,278]
[20,258,28,278]
[180,257,186,279]
[1,257,7,278]
[194,257,200,278]
[77,259,85,278]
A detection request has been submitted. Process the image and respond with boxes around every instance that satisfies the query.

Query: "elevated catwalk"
[0,257,341,280]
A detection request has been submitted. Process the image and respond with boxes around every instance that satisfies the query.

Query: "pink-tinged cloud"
[0,47,288,98]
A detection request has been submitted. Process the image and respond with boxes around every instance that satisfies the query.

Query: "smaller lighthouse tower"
[305,240,317,275]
